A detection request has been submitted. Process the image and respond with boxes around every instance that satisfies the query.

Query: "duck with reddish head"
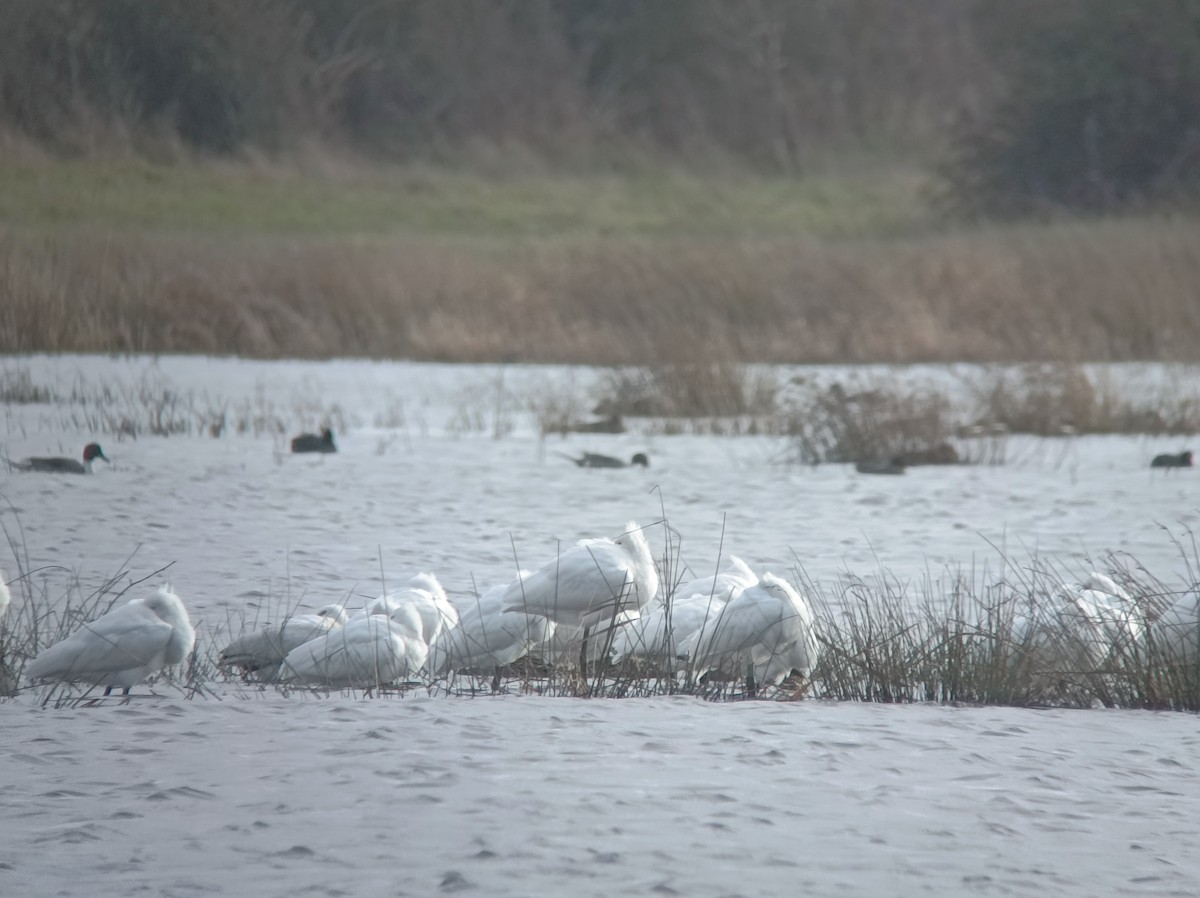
[10,443,108,474]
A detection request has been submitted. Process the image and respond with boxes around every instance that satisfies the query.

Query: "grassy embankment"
[3,154,1199,366]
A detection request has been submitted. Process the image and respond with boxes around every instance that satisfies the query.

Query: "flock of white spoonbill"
[5,518,1200,700]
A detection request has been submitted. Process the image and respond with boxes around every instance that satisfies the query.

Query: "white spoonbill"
[1062,572,1143,663]
[501,521,659,628]
[670,555,757,607]
[218,604,349,679]
[685,572,818,696]
[606,554,753,665]
[428,574,555,676]
[24,587,196,695]
[610,593,729,666]
[361,572,459,647]
[1006,571,1144,698]
[280,605,427,689]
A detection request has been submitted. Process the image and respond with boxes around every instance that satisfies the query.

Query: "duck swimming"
[561,451,649,469]
[291,428,336,454]
[855,457,906,475]
[11,442,108,474]
[1151,450,1192,468]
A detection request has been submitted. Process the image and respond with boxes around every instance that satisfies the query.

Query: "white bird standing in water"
[360,572,459,648]
[671,555,758,607]
[24,587,196,695]
[501,521,659,628]
[428,573,555,677]
[219,604,349,679]
[685,572,818,696]
[1062,572,1143,663]
[611,555,758,666]
[280,604,428,689]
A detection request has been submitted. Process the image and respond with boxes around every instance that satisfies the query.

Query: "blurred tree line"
[2,0,1198,214]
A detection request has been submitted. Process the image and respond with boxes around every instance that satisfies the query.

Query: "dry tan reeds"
[4,216,1200,365]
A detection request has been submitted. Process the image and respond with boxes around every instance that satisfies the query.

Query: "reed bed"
[4,215,1200,365]
[5,515,1200,711]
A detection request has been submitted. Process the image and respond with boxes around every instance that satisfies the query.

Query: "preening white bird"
[671,555,757,607]
[501,521,659,628]
[280,606,428,689]
[1063,572,1143,662]
[613,554,759,663]
[24,587,196,695]
[685,572,818,693]
[1009,571,1144,684]
[219,604,349,679]
[428,574,555,675]
[610,593,728,666]
[361,572,459,646]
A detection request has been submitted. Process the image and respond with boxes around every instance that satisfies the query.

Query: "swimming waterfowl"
[855,457,906,475]
[11,442,108,474]
[291,428,336,454]
[1151,450,1192,468]
[561,452,649,469]
[24,587,195,696]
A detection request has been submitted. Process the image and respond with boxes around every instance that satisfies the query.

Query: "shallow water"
[2,355,1199,630]
[4,355,1200,895]
[3,695,1199,897]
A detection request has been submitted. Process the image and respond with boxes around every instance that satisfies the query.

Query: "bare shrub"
[786,377,957,465]
[967,364,1200,436]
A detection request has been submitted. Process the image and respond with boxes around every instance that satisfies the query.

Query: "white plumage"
[219,604,348,679]
[611,594,726,665]
[25,587,196,695]
[1014,572,1142,666]
[685,572,818,690]
[428,574,554,674]
[501,521,659,628]
[280,605,427,689]
[671,555,757,607]
[1064,572,1143,663]
[613,554,760,666]
[360,572,459,646]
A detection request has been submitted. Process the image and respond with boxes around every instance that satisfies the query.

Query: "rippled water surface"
[3,356,1199,625]
[4,356,1200,896]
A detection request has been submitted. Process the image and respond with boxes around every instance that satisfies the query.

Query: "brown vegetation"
[4,219,1200,364]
